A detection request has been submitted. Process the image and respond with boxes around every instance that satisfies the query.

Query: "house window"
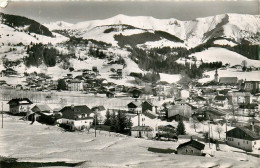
[238,142,240,146]
[247,141,248,144]
[254,141,256,145]
[191,150,194,153]
[185,149,188,153]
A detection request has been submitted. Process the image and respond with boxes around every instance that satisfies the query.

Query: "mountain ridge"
[46,13,260,48]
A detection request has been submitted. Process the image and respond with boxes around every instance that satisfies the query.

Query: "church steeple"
[214,68,218,82]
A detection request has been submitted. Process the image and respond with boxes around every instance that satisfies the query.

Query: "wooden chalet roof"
[143,110,158,119]
[177,139,205,150]
[91,106,106,112]
[60,105,93,120]
[127,101,143,108]
[226,127,260,140]
[32,104,52,112]
[227,92,251,97]
[219,77,238,84]
[131,126,153,131]
[7,98,33,105]
[193,96,206,102]
[214,95,228,101]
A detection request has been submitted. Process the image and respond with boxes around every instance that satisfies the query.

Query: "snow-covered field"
[0,115,259,168]
[199,68,260,83]
[188,47,260,67]
[0,24,69,45]
[159,73,181,84]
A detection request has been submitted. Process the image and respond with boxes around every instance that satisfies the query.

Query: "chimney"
[252,120,255,132]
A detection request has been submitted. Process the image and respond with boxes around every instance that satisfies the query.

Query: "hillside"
[0,13,53,37]
[187,47,260,67]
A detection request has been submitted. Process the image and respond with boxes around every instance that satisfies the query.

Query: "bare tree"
[215,125,224,139]
[190,118,200,132]
[241,60,247,67]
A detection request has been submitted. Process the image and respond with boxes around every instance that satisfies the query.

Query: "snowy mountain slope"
[187,47,260,67]
[0,24,69,45]
[43,21,73,31]
[0,12,53,37]
[52,13,260,48]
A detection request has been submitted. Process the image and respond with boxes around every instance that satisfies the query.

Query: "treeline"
[189,37,260,60]
[130,72,160,83]
[103,111,132,133]
[231,43,259,60]
[25,43,75,67]
[0,13,53,37]
[89,47,106,59]
[129,47,189,74]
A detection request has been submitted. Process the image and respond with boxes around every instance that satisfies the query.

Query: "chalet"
[226,127,260,152]
[168,114,189,122]
[31,104,52,114]
[67,74,73,79]
[106,91,115,98]
[244,81,260,94]
[167,103,192,119]
[219,77,238,85]
[128,87,142,98]
[7,98,33,114]
[1,68,17,77]
[192,96,207,106]
[67,80,84,91]
[195,107,226,121]
[127,100,142,113]
[0,80,7,85]
[227,92,251,105]
[131,126,154,139]
[177,139,205,156]
[30,104,56,125]
[57,105,94,130]
[116,69,123,78]
[237,104,258,116]
[214,95,228,108]
[142,100,159,114]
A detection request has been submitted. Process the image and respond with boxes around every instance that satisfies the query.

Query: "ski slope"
[189,47,260,67]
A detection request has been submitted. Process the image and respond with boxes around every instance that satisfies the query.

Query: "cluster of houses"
[3,67,260,154]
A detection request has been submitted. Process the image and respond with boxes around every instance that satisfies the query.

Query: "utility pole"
[95,114,97,137]
[2,102,3,128]
[208,121,210,148]
[94,113,97,137]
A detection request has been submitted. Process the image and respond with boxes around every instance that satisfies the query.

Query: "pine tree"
[127,117,133,129]
[104,110,111,126]
[57,79,66,90]
[110,111,117,132]
[115,111,127,133]
[177,120,186,135]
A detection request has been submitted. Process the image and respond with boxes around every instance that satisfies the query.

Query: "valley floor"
[0,115,259,168]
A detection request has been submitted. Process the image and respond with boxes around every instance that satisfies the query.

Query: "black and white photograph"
[0,0,260,167]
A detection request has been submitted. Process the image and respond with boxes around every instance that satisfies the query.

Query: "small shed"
[31,104,52,114]
[177,139,205,156]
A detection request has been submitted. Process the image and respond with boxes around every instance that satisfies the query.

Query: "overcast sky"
[1,0,259,24]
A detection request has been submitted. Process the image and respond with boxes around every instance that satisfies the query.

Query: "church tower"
[214,68,219,82]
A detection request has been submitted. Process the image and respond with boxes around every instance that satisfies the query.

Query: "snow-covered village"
[0,0,260,167]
